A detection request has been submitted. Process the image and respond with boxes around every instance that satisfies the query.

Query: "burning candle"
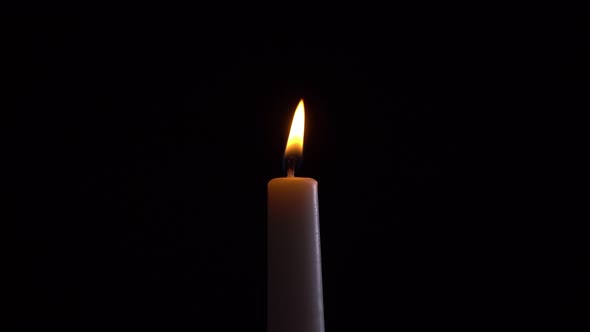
[267,99,325,332]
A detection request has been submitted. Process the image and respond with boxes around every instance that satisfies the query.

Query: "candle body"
[268,177,324,332]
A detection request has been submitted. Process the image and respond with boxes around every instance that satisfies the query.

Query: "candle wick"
[286,155,297,178]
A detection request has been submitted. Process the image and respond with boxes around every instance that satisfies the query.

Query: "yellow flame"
[285,99,305,157]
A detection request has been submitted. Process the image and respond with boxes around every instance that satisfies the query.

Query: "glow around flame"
[285,99,305,157]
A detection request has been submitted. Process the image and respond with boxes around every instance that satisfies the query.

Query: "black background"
[4,14,588,330]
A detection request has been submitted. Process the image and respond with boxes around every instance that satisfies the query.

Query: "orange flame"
[285,99,305,157]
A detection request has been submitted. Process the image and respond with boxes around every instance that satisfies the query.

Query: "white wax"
[268,177,324,332]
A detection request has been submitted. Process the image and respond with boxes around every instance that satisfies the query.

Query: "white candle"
[268,99,325,332]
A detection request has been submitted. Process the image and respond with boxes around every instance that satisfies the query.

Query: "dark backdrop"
[4,14,587,330]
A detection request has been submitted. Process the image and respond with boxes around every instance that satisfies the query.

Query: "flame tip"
[284,99,305,159]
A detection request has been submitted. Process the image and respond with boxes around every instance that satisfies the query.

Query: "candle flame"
[285,99,305,158]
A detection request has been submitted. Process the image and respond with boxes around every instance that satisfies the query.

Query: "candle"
[268,99,325,332]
